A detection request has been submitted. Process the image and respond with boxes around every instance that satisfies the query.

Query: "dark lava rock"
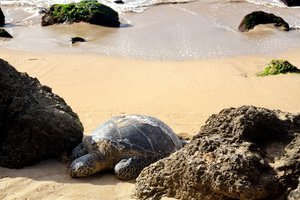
[0,59,83,168]
[41,0,120,27]
[114,0,124,4]
[238,11,289,32]
[259,59,300,76]
[135,106,300,200]
[0,28,12,38]
[70,37,86,44]
[281,0,300,7]
[0,8,4,26]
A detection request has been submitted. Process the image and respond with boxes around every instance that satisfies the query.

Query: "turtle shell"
[85,115,182,157]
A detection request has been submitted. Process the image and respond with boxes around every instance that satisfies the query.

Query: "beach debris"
[0,28,12,38]
[41,0,120,27]
[135,106,300,200]
[238,11,289,32]
[281,0,300,7]
[0,59,83,168]
[70,115,184,180]
[0,7,4,26]
[259,59,300,76]
[70,37,86,44]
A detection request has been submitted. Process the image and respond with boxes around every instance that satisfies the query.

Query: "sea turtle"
[70,115,184,180]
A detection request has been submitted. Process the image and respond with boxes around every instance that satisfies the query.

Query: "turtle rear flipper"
[114,157,154,180]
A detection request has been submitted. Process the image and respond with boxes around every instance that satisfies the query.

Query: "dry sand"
[1,48,300,199]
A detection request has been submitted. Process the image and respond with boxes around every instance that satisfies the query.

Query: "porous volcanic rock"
[238,11,289,32]
[281,0,300,7]
[288,178,300,200]
[0,7,4,26]
[41,0,120,27]
[135,106,300,200]
[0,28,12,38]
[0,59,83,168]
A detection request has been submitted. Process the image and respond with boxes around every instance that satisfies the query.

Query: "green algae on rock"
[41,0,120,27]
[0,28,12,38]
[238,11,289,32]
[259,59,300,76]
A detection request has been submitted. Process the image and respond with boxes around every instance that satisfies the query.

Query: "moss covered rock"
[238,11,289,32]
[259,59,300,76]
[0,28,12,38]
[41,0,120,27]
[0,8,5,27]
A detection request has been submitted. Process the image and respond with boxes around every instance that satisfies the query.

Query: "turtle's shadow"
[0,159,135,186]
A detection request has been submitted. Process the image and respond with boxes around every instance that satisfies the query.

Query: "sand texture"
[0,48,300,199]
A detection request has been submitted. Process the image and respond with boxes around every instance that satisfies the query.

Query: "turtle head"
[70,152,106,178]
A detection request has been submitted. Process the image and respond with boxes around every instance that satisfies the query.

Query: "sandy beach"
[1,47,300,199]
[1,0,300,199]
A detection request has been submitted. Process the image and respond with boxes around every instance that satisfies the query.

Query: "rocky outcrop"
[281,0,300,7]
[41,0,120,27]
[0,7,4,26]
[0,59,84,168]
[288,178,300,200]
[135,106,300,200]
[0,28,12,38]
[238,11,289,32]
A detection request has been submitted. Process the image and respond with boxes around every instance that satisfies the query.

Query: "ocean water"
[0,0,300,60]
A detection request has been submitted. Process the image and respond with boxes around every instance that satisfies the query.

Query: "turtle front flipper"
[70,153,103,178]
[114,157,154,180]
[70,143,88,161]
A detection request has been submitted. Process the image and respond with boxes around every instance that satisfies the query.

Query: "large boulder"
[0,59,83,168]
[289,178,300,200]
[281,0,300,7]
[135,106,300,200]
[0,7,4,26]
[41,0,120,27]
[238,11,289,32]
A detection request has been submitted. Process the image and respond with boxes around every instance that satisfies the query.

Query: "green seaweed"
[258,59,300,76]
[43,0,120,27]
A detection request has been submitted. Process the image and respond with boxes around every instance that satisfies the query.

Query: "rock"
[70,37,86,44]
[281,0,300,7]
[288,178,300,200]
[114,0,124,4]
[0,7,4,26]
[41,0,120,27]
[238,11,289,32]
[0,59,84,168]
[135,106,300,200]
[0,28,12,38]
[258,59,300,76]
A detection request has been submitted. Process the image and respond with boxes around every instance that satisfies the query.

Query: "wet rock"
[288,178,300,200]
[0,8,4,26]
[135,106,300,200]
[41,0,120,27]
[258,59,300,76]
[70,37,86,44]
[0,59,84,168]
[281,0,300,7]
[0,28,12,38]
[114,0,124,4]
[238,11,289,32]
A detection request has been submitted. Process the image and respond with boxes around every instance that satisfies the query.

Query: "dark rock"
[70,37,86,44]
[38,7,48,14]
[289,178,300,200]
[135,106,300,200]
[259,59,300,76]
[41,0,120,27]
[0,28,12,38]
[0,59,83,168]
[114,0,124,4]
[238,11,289,32]
[281,0,300,7]
[0,7,4,26]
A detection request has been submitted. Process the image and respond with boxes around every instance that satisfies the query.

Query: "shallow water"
[0,0,300,60]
